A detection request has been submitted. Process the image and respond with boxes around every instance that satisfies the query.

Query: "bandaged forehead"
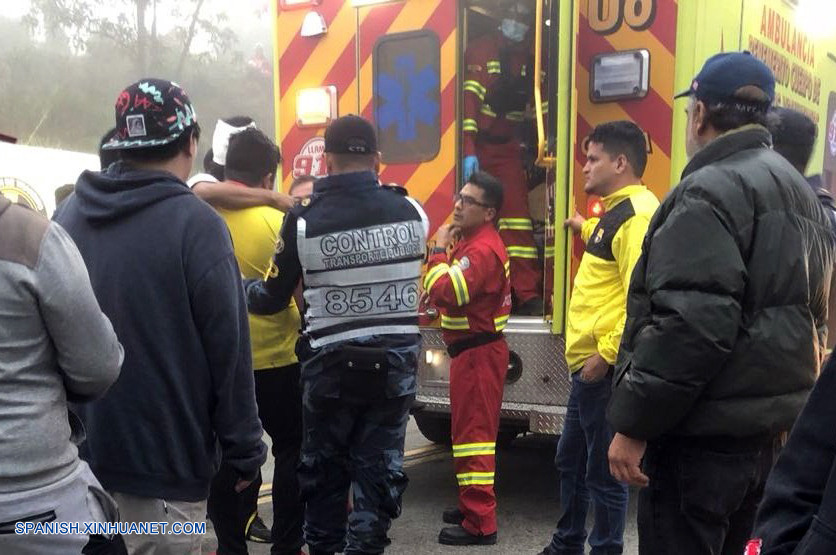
[212,119,256,165]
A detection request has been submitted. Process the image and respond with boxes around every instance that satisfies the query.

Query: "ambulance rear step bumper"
[417,317,570,436]
[414,396,566,435]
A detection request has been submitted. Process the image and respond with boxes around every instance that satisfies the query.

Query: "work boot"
[442,507,464,525]
[438,525,497,546]
[245,514,271,543]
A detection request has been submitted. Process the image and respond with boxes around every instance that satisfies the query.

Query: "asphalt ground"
[202,418,641,554]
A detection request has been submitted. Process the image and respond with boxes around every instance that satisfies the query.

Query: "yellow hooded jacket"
[565,185,659,372]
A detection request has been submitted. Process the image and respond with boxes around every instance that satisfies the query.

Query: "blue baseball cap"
[675,51,775,108]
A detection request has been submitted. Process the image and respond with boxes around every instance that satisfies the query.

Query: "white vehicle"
[0,142,99,217]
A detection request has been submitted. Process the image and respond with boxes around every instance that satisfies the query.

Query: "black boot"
[438,525,497,546]
[442,507,464,525]
[244,514,271,543]
[309,549,334,555]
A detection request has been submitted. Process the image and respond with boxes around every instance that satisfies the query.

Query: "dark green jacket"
[608,125,835,441]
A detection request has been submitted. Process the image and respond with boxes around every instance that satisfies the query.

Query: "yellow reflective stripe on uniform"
[503,260,510,278]
[456,471,495,486]
[463,87,486,101]
[454,441,496,450]
[463,80,486,94]
[463,118,479,133]
[448,265,470,306]
[506,111,525,122]
[544,246,555,258]
[494,315,509,331]
[463,80,486,100]
[498,217,534,231]
[423,263,449,292]
[452,442,496,457]
[542,101,549,114]
[441,315,470,330]
[480,104,497,118]
[506,246,539,259]
[486,60,501,74]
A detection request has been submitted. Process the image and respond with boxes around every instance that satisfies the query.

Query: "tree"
[3,2,275,154]
[24,0,236,78]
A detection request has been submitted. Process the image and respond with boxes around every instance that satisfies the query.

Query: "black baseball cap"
[674,51,775,107]
[324,115,377,154]
[103,78,198,150]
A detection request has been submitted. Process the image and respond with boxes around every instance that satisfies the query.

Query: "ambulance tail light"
[588,197,604,217]
[423,348,451,382]
[425,349,444,366]
[296,86,337,127]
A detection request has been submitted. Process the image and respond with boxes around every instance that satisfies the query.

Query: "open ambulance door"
[460,0,569,323]
[273,0,456,240]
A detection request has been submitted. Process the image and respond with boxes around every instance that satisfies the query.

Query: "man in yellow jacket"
[539,121,659,555]
[207,128,306,555]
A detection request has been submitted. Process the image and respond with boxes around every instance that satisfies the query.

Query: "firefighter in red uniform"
[423,171,512,546]
[462,1,543,314]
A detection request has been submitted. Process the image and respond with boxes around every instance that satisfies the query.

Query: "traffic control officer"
[423,171,511,546]
[246,115,429,555]
[462,1,543,313]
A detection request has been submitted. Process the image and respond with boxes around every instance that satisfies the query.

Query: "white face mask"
[501,18,529,42]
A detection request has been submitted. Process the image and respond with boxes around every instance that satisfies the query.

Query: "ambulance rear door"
[272,0,457,241]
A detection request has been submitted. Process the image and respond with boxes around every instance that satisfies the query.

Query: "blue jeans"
[299,389,413,555]
[548,370,628,555]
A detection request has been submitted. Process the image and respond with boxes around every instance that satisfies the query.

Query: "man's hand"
[608,433,649,487]
[563,211,586,235]
[234,478,253,493]
[579,353,609,384]
[435,224,461,249]
[271,192,295,212]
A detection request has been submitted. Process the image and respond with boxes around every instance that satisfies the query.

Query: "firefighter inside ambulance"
[462,0,547,316]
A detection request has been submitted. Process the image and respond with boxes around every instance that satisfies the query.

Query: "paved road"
[203,418,641,554]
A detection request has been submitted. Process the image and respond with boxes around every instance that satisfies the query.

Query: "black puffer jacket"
[607,125,835,441]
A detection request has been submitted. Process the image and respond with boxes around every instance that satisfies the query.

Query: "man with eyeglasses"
[423,171,511,546]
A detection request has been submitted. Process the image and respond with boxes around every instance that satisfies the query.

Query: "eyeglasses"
[454,193,492,209]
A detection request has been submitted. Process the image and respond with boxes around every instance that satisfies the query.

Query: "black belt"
[447,332,504,358]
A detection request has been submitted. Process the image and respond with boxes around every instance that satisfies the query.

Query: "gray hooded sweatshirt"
[0,196,123,493]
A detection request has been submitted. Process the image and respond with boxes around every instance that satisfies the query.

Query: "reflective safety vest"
[247,171,429,350]
[424,224,512,345]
